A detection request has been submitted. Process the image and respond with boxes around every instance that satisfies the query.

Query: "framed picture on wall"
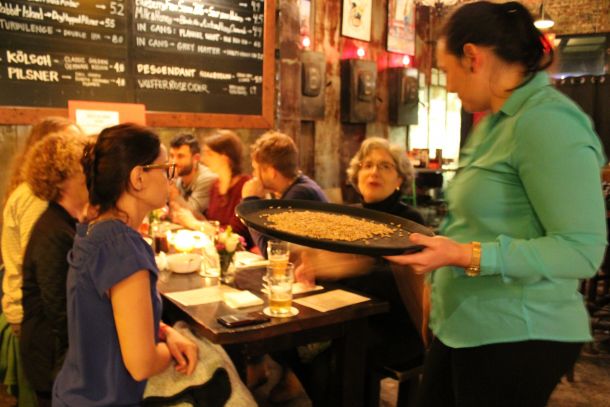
[341,0,372,41]
[387,0,416,54]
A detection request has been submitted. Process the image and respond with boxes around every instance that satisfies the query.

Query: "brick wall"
[524,0,609,34]
[461,0,610,35]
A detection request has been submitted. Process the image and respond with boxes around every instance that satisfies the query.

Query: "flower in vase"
[148,206,169,224]
[215,226,245,254]
[214,227,246,281]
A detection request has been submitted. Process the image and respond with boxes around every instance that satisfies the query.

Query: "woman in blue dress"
[53,124,199,406]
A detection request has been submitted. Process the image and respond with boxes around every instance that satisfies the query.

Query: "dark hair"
[204,130,244,176]
[170,133,200,155]
[4,116,81,203]
[250,131,298,178]
[82,123,160,214]
[440,1,553,83]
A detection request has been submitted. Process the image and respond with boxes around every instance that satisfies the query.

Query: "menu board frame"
[0,0,275,129]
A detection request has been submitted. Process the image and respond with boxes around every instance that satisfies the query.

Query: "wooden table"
[158,267,389,407]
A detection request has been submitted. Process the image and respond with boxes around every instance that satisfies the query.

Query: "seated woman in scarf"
[283,138,426,403]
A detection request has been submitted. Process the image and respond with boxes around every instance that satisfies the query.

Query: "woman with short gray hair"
[293,137,425,403]
[347,137,415,196]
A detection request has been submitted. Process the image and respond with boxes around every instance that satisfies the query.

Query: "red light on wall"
[341,39,368,60]
[387,53,415,68]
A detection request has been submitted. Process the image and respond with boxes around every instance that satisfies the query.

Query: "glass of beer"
[267,263,294,316]
[267,240,289,277]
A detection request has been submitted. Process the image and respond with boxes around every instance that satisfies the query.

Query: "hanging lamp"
[534,1,555,30]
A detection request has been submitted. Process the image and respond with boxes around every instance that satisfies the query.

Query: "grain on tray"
[261,210,398,241]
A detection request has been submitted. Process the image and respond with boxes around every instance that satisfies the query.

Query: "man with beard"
[242,130,327,255]
[169,134,218,219]
[241,131,328,401]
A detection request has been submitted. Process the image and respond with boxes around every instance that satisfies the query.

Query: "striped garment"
[1,182,47,324]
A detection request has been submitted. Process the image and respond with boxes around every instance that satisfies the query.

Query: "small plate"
[155,252,168,271]
[263,306,299,318]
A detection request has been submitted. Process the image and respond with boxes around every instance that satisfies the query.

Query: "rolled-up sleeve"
[480,104,607,281]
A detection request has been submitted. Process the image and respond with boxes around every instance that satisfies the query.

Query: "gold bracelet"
[465,241,481,277]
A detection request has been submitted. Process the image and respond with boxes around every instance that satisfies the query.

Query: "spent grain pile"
[261,210,399,241]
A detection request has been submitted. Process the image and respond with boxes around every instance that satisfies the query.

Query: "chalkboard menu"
[0,0,275,127]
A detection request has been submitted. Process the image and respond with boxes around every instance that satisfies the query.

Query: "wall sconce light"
[301,35,311,49]
[534,1,555,30]
[402,55,411,66]
[356,47,366,58]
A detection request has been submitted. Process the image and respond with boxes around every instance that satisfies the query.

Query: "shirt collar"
[499,71,550,117]
[279,172,303,199]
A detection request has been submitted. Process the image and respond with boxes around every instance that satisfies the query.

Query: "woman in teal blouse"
[388,2,607,406]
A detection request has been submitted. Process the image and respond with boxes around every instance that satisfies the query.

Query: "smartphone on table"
[217,311,271,328]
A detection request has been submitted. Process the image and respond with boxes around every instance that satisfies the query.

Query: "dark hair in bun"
[440,1,553,85]
[82,123,160,213]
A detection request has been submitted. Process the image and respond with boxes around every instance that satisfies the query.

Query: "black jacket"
[21,201,76,392]
[339,191,425,366]
[361,190,424,225]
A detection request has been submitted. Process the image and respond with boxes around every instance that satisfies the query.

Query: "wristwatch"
[465,241,481,277]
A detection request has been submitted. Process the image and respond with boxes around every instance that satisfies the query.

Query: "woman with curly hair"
[2,117,82,338]
[3,117,82,205]
[19,131,91,406]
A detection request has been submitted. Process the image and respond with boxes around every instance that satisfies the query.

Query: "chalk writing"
[0,0,266,115]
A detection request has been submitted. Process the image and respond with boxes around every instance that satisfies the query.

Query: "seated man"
[169,134,218,221]
[242,130,328,256]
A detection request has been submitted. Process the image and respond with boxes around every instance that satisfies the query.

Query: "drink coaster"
[263,306,299,318]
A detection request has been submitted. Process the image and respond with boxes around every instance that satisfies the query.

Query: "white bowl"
[155,252,168,271]
[166,253,202,273]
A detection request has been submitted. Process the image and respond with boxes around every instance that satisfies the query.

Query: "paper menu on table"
[294,289,370,312]
[223,290,264,308]
[164,285,242,306]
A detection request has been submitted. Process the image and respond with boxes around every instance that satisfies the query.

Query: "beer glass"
[267,263,294,316]
[267,240,289,276]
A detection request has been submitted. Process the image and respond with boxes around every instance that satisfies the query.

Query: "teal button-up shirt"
[431,72,607,348]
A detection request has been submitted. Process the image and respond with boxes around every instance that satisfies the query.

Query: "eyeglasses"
[142,162,176,180]
[359,160,396,173]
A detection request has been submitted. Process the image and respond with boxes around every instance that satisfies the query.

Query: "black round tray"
[236,199,433,256]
